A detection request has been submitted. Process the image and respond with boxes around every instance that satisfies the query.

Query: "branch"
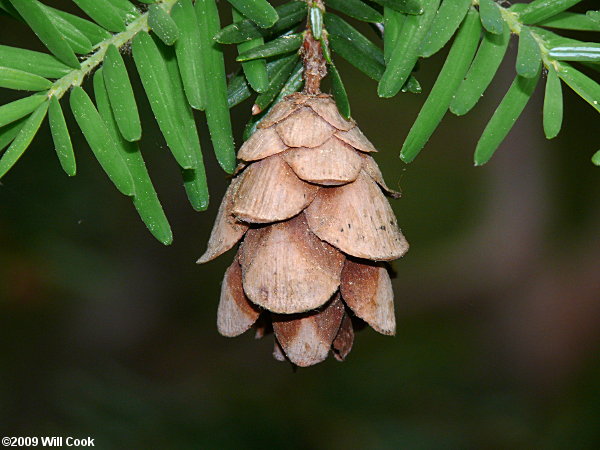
[49,0,178,101]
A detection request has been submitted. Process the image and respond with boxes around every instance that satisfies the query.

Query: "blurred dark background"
[1,1,599,448]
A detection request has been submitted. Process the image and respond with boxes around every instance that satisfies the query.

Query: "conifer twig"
[302,0,327,95]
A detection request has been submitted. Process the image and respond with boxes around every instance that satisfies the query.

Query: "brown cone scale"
[198,93,408,366]
[258,93,306,128]
[240,213,345,314]
[335,126,378,153]
[272,294,345,367]
[276,107,335,148]
[237,127,288,162]
[332,312,355,361]
[197,177,248,264]
[217,259,260,337]
[361,154,402,198]
[305,96,354,131]
[232,155,318,224]
[282,137,363,186]
[340,259,396,335]
[305,172,408,261]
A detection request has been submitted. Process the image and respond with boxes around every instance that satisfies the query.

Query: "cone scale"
[199,92,409,367]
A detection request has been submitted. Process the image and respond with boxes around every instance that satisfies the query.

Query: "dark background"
[1,1,599,448]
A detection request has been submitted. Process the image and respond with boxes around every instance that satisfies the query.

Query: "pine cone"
[198,93,408,367]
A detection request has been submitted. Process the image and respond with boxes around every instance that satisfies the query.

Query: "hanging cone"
[198,93,409,366]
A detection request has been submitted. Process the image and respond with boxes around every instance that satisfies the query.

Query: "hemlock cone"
[198,92,409,367]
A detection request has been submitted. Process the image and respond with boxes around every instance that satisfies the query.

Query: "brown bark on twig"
[302,0,327,95]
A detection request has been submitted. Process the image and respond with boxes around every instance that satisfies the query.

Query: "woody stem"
[302,0,327,95]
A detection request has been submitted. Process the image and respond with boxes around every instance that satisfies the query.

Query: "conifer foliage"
[0,0,598,245]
